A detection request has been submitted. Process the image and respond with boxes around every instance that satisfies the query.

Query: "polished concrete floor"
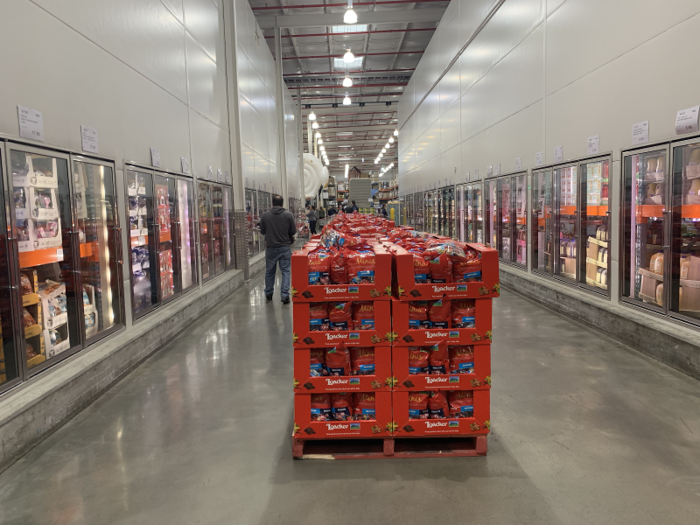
[0,274,699,525]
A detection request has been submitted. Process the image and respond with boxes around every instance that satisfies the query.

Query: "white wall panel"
[31,0,188,103]
[163,0,185,23]
[186,34,227,128]
[459,0,500,49]
[184,0,221,61]
[440,145,461,185]
[546,0,700,95]
[438,0,461,74]
[188,108,230,177]
[440,99,461,153]
[439,63,461,116]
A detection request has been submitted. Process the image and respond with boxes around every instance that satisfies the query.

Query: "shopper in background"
[307,206,317,235]
[327,204,337,217]
[260,194,296,304]
[347,200,359,213]
[379,203,388,217]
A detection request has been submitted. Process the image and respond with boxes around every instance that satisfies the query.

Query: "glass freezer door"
[154,175,180,301]
[199,183,213,281]
[73,158,123,342]
[11,147,81,368]
[447,186,455,238]
[177,178,197,292]
[513,174,527,267]
[484,180,498,249]
[621,148,667,310]
[211,184,224,275]
[532,169,553,274]
[580,159,610,293]
[127,169,158,317]
[456,185,466,242]
[0,146,20,391]
[473,184,483,244]
[555,165,578,282]
[223,187,234,269]
[670,140,700,323]
[497,177,511,261]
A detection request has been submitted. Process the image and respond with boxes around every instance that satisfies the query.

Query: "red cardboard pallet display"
[392,390,490,437]
[391,298,493,347]
[386,242,500,301]
[294,346,393,393]
[291,243,392,302]
[392,344,491,391]
[293,392,393,439]
[292,300,393,347]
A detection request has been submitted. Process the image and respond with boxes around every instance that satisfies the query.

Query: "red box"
[391,298,492,346]
[291,244,392,302]
[293,300,393,347]
[293,392,393,438]
[385,242,500,301]
[392,344,491,391]
[392,390,490,437]
[294,346,393,392]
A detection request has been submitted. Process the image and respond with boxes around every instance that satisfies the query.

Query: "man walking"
[306,206,318,235]
[260,194,296,304]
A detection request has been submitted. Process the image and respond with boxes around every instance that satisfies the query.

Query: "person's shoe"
[281,297,290,304]
[266,294,273,301]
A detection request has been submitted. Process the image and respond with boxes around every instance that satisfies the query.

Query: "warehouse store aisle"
[0,275,699,525]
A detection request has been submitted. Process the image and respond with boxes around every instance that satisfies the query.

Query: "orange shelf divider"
[19,248,64,269]
[560,205,577,216]
[586,205,609,216]
[682,204,700,219]
[130,235,148,249]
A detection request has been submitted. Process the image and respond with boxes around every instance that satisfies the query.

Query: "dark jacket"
[260,207,296,247]
[380,207,388,216]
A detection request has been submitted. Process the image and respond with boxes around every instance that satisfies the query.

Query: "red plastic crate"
[391,298,493,346]
[392,390,490,437]
[293,392,393,438]
[385,242,500,301]
[291,243,392,302]
[392,344,491,391]
[292,300,393,347]
[294,346,393,393]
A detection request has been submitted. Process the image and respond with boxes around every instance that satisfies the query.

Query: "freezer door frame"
[552,161,581,285]
[531,167,554,278]
[71,154,126,346]
[152,172,181,306]
[619,143,671,316]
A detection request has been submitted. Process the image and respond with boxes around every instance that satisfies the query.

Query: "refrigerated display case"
[199,182,213,281]
[497,177,511,261]
[11,146,81,370]
[532,168,553,275]
[443,186,455,238]
[555,164,578,282]
[223,186,235,269]
[154,175,180,302]
[177,178,198,292]
[73,157,124,342]
[425,191,437,234]
[415,191,425,231]
[484,179,498,249]
[468,183,483,244]
[671,139,700,324]
[513,173,527,267]
[0,145,20,392]
[581,159,610,292]
[245,189,260,256]
[211,184,224,275]
[456,185,466,241]
[127,168,158,316]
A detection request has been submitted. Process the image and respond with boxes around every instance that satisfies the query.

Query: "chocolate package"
[352,302,375,330]
[448,390,474,418]
[309,303,330,331]
[353,392,376,420]
[325,345,352,376]
[408,392,430,419]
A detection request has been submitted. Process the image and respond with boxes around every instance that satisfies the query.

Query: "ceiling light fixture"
[308,112,316,121]
[342,75,353,88]
[318,138,323,144]
[315,132,321,139]
[385,142,390,149]
[389,137,395,144]
[343,93,352,105]
[343,0,358,24]
[345,164,349,178]
[393,129,399,136]
[312,121,319,129]
[343,49,355,63]
[381,148,386,153]
[374,159,378,164]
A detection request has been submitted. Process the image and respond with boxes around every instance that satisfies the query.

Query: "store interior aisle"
[0,275,699,525]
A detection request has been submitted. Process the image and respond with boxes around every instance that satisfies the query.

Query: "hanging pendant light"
[312,121,319,129]
[342,75,353,88]
[343,49,355,63]
[393,129,399,136]
[389,137,395,144]
[343,0,358,24]
[308,112,316,121]
[343,93,352,105]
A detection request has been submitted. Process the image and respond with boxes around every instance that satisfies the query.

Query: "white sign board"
[494,163,501,176]
[675,106,699,135]
[515,157,522,171]
[535,151,544,167]
[474,169,479,179]
[207,165,213,179]
[587,135,600,155]
[181,157,190,174]
[487,165,493,176]
[465,171,470,182]
[80,125,99,154]
[217,169,223,182]
[150,148,161,168]
[632,121,649,145]
[554,145,563,163]
[17,106,44,142]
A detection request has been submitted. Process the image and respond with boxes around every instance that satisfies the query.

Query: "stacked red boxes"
[386,239,499,452]
[291,241,393,451]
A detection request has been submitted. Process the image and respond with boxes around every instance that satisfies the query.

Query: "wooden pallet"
[292,435,487,459]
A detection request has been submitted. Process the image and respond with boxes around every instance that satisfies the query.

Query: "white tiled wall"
[397,0,700,193]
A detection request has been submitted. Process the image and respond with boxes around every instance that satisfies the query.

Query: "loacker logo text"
[425,377,448,384]
[326,423,349,431]
[326,378,349,386]
[426,332,448,339]
[432,286,457,293]
[326,333,348,340]
[426,421,448,428]
[324,287,348,294]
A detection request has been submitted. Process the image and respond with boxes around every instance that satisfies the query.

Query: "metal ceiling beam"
[257,7,447,29]
[253,0,445,10]
[293,91,403,99]
[290,83,408,89]
[283,50,422,60]
[311,124,395,132]
[302,107,396,115]
[284,68,414,77]
[267,28,434,39]
[310,139,393,146]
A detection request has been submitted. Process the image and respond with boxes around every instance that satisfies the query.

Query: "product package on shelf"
[679,255,700,313]
[391,298,492,346]
[38,280,70,357]
[22,286,45,367]
[391,344,491,391]
[294,345,392,393]
[293,391,393,439]
[83,284,98,338]
[384,237,499,301]
[293,300,392,348]
[20,270,39,308]
[392,390,490,437]
[291,237,392,302]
